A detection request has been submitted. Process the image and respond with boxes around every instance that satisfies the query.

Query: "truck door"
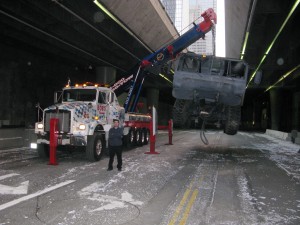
[97,91,107,122]
[107,91,119,124]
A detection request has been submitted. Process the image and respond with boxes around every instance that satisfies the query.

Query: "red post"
[168,119,173,145]
[49,118,59,165]
[145,117,159,154]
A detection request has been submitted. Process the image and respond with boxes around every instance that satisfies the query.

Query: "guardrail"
[0,129,36,149]
[266,129,300,144]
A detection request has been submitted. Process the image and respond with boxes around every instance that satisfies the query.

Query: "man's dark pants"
[108,145,122,170]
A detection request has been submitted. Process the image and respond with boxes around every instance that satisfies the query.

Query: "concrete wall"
[225,0,252,58]
[0,129,35,149]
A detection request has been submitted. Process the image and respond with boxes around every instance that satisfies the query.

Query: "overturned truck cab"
[172,53,249,135]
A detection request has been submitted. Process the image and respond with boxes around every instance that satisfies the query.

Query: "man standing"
[107,119,123,171]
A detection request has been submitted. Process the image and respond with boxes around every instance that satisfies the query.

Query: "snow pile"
[253,133,300,181]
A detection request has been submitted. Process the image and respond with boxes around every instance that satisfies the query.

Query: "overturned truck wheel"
[224,106,241,135]
[173,99,192,128]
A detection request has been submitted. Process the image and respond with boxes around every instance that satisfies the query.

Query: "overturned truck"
[172,53,249,135]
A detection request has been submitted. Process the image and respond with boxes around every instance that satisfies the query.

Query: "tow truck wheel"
[86,134,104,162]
[123,128,135,148]
[135,129,140,146]
[136,129,144,146]
[37,144,49,159]
[143,128,150,145]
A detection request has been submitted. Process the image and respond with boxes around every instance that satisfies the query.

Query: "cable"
[200,120,209,145]
[212,25,216,56]
[198,103,220,145]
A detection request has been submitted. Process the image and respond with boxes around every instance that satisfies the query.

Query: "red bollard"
[145,117,159,154]
[168,119,173,145]
[49,118,59,165]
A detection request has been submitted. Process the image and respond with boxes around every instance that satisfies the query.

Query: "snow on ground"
[76,146,181,215]
[249,132,300,181]
[31,130,299,225]
[0,147,37,165]
[235,132,300,225]
[237,132,300,181]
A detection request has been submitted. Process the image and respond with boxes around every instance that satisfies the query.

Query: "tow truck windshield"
[63,89,97,102]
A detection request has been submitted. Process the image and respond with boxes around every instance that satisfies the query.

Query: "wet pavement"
[0,130,299,225]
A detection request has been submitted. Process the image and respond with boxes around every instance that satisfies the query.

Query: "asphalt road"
[0,130,299,225]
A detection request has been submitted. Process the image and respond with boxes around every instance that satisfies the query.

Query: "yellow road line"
[179,189,199,225]
[168,181,194,225]
[168,175,204,225]
[199,175,204,183]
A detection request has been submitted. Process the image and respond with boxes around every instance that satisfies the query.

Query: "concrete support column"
[146,88,159,111]
[95,66,116,85]
[292,92,300,130]
[269,89,281,130]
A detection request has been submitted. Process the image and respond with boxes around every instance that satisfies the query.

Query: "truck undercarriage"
[172,53,248,135]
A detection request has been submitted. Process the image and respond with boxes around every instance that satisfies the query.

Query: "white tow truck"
[34,82,151,161]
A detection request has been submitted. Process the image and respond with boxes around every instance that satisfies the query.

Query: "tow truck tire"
[136,129,144,146]
[224,106,241,135]
[37,144,49,159]
[129,128,136,146]
[86,134,104,162]
[123,128,135,148]
[143,128,150,145]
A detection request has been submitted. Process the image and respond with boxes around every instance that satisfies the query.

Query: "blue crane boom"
[111,8,217,113]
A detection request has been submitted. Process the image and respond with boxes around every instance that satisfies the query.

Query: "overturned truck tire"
[224,106,241,135]
[173,99,192,128]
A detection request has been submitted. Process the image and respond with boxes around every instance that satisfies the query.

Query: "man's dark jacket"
[108,127,123,146]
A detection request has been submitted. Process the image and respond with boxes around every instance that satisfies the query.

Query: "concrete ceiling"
[242,0,300,92]
[100,0,179,51]
[0,0,177,74]
[1,0,299,101]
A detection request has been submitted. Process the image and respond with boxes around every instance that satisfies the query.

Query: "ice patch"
[78,184,143,212]
[68,210,75,214]
[121,191,143,205]
[239,132,256,138]
[250,133,300,181]
[91,200,126,212]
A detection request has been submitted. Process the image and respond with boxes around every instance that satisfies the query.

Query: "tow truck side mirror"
[54,91,63,103]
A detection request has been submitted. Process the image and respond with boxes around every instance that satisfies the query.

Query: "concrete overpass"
[0,0,178,128]
[0,0,300,136]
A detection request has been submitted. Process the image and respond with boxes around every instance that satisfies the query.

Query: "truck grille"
[44,110,71,133]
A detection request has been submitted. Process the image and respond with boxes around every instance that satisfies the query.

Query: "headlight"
[37,123,44,129]
[78,124,86,130]
[30,143,37,149]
